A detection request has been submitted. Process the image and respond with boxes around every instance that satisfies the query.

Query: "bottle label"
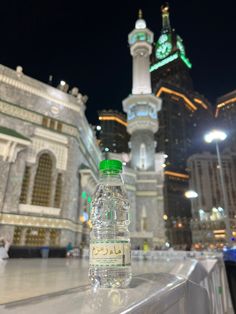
[89,240,131,267]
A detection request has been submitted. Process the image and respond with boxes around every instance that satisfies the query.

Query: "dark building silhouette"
[97,110,130,153]
[150,3,213,248]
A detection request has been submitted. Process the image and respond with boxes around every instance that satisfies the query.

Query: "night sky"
[1,1,236,125]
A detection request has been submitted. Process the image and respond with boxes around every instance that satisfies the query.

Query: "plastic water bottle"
[89,159,132,288]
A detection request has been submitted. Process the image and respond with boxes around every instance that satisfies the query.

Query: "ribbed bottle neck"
[99,171,123,185]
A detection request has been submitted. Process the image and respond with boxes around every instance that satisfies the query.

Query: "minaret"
[123,10,162,171]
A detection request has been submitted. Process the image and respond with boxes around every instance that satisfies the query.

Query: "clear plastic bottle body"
[89,171,132,288]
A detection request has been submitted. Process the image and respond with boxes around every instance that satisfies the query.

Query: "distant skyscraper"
[150,3,212,248]
[188,152,236,249]
[98,110,129,153]
[216,90,236,151]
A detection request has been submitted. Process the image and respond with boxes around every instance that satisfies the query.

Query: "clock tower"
[149,3,212,249]
[151,3,193,91]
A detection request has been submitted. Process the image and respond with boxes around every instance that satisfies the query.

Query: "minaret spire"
[138,9,143,19]
[161,3,171,31]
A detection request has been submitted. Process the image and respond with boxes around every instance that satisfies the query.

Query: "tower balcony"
[123,94,161,135]
[127,116,158,134]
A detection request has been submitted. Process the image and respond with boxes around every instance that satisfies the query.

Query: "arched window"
[32,153,53,207]
[140,143,147,170]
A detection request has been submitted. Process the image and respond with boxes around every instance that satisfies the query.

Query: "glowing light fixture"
[79,215,85,223]
[180,53,192,68]
[164,170,189,179]
[204,130,227,143]
[194,98,208,110]
[99,116,127,127]
[150,51,192,72]
[96,125,101,131]
[156,87,197,111]
[216,97,236,117]
[185,190,198,199]
[163,214,168,220]
[81,191,87,199]
[83,211,88,222]
[60,80,66,86]
[150,52,178,72]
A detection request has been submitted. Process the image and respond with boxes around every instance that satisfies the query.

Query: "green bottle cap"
[99,159,122,172]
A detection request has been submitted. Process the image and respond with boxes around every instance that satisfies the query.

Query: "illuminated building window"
[49,229,60,246]
[50,119,55,129]
[54,173,62,208]
[42,117,49,127]
[32,153,53,207]
[25,228,46,246]
[13,227,60,246]
[20,166,31,204]
[13,227,23,245]
[42,116,63,133]
[57,122,62,132]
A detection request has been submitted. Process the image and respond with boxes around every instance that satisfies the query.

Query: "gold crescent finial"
[161,3,169,14]
[138,9,143,19]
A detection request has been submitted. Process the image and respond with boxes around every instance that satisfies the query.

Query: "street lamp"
[185,190,198,199]
[204,129,232,246]
[184,190,198,246]
[185,190,198,221]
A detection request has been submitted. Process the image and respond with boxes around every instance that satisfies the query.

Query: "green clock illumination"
[156,42,172,59]
[158,34,168,44]
[177,40,185,55]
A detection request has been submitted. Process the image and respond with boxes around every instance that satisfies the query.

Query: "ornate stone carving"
[27,128,68,171]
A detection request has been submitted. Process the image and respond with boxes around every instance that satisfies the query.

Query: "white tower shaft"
[132,48,152,95]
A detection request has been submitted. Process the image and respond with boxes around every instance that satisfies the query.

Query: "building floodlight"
[185,190,198,199]
[204,130,227,143]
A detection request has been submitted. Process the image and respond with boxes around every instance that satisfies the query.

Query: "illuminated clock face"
[158,34,168,44]
[156,42,172,59]
[177,40,185,54]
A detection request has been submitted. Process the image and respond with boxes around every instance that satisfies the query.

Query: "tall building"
[216,90,236,151]
[151,4,193,91]
[188,152,236,249]
[150,4,212,248]
[97,110,129,153]
[0,65,101,254]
